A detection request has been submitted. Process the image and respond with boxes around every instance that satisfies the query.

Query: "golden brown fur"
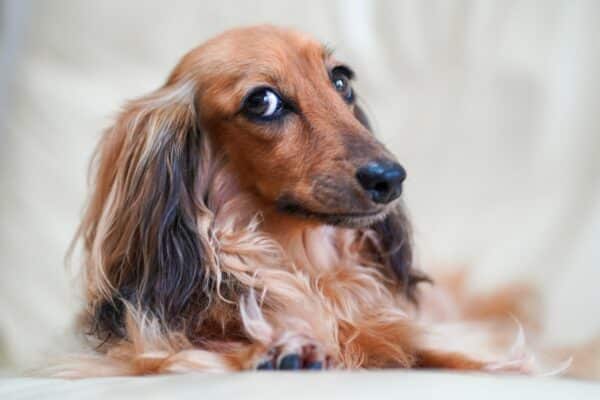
[62,25,537,377]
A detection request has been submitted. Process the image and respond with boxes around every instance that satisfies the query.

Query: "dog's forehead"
[173,26,330,82]
[171,26,349,116]
[221,25,324,58]
[217,27,327,74]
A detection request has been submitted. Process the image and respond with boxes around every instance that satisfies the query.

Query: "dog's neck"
[262,211,351,274]
[204,162,360,276]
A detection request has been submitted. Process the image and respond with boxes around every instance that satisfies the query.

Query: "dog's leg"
[413,349,487,370]
[44,338,246,378]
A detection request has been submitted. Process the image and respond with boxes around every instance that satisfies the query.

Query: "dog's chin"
[276,199,391,228]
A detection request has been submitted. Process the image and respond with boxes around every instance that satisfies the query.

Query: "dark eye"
[332,67,354,103]
[243,88,284,121]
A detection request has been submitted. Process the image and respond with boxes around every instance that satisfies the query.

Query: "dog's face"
[170,26,406,226]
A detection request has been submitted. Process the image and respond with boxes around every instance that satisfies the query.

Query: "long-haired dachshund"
[66,25,533,376]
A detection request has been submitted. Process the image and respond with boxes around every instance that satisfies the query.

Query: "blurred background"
[1,0,599,373]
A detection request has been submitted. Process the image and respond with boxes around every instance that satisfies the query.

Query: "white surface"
[2,372,600,400]
[1,0,599,382]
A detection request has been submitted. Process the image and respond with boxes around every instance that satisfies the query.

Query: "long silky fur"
[78,80,216,344]
[368,207,432,303]
[352,104,431,303]
[59,26,540,378]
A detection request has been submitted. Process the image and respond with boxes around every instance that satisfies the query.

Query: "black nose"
[356,160,406,204]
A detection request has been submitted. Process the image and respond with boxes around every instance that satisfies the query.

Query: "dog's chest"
[279,226,401,316]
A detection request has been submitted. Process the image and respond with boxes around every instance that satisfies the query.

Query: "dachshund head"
[170,25,406,227]
[79,25,422,343]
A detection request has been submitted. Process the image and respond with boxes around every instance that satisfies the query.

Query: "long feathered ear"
[77,80,214,342]
[354,104,431,302]
[369,206,431,303]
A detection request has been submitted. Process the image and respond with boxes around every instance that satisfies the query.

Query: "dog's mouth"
[276,198,389,228]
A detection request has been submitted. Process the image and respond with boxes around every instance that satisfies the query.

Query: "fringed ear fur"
[354,103,431,301]
[369,206,431,302]
[77,80,214,344]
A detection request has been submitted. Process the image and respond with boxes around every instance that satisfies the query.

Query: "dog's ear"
[370,205,431,303]
[78,80,214,342]
[354,103,429,301]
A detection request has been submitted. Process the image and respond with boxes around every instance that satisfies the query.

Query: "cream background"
[1,0,599,387]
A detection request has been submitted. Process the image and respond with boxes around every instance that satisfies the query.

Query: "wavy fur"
[63,25,538,377]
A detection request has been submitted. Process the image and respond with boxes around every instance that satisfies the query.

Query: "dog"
[66,25,534,376]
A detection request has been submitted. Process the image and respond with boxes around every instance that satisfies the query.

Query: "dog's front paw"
[256,336,333,371]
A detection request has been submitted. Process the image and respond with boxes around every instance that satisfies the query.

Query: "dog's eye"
[332,67,354,103]
[243,88,284,120]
